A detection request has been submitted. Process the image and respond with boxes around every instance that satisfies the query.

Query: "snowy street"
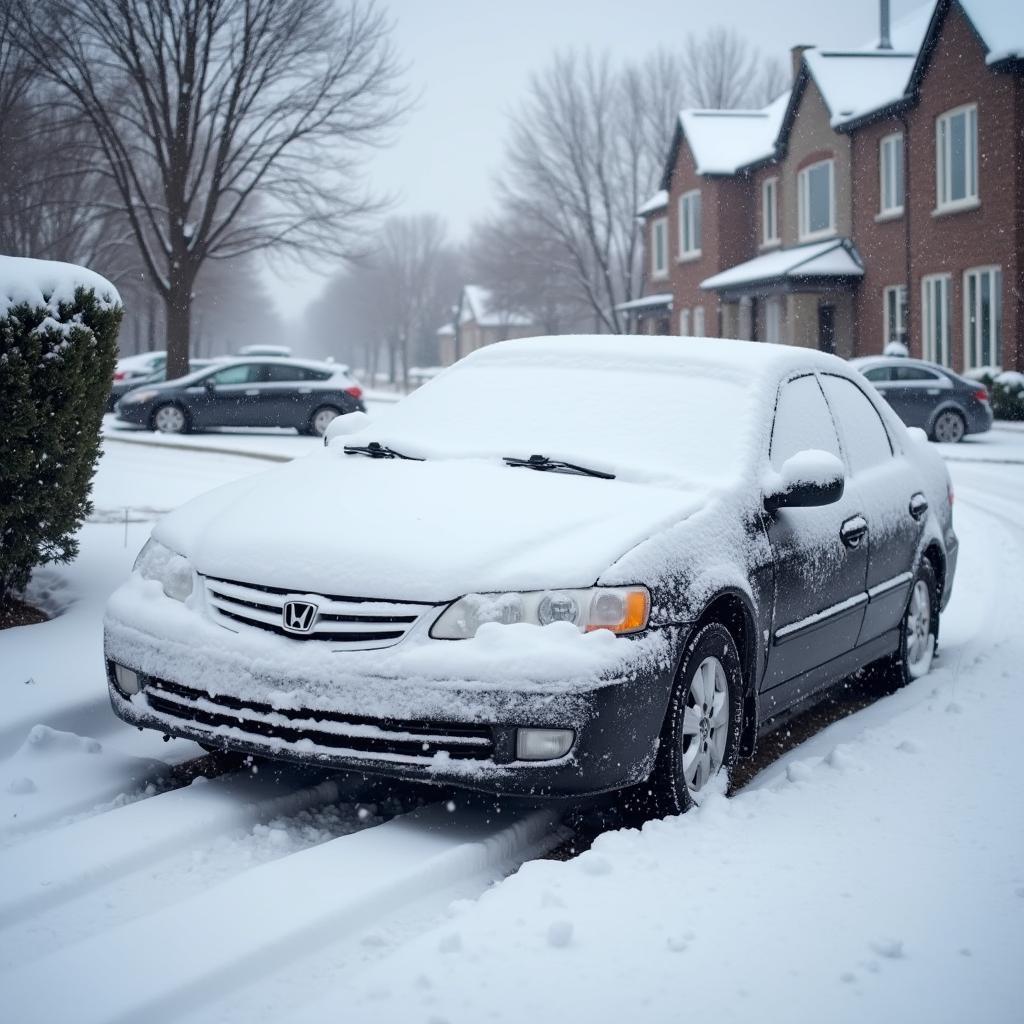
[1,424,1023,1023]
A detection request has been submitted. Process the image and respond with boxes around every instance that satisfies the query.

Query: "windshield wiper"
[503,453,615,480]
[343,441,423,461]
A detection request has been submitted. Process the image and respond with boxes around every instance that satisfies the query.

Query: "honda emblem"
[282,600,318,634]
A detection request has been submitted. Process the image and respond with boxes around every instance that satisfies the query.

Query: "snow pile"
[0,255,121,321]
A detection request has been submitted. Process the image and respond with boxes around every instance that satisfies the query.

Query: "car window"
[769,374,843,471]
[261,364,331,382]
[208,363,259,386]
[891,366,941,382]
[819,374,893,473]
[862,366,893,382]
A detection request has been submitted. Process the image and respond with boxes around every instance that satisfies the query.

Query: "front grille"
[144,677,495,762]
[203,574,433,650]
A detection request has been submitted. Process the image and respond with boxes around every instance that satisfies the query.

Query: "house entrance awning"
[701,239,863,298]
[615,292,672,313]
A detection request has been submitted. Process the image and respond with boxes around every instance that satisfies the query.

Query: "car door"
[819,373,924,648]
[761,374,869,711]
[189,362,263,427]
[257,363,323,428]
[887,365,952,429]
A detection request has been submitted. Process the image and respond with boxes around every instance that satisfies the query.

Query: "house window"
[964,266,1002,369]
[883,285,907,345]
[693,306,705,337]
[678,190,702,259]
[936,104,978,210]
[680,308,690,335]
[922,274,951,367]
[651,217,668,278]
[765,297,782,344]
[798,159,834,241]
[879,133,904,216]
[762,177,779,245]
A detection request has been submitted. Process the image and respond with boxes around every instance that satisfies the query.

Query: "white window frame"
[963,265,1003,369]
[879,133,904,218]
[882,285,908,345]
[693,306,705,337]
[921,273,951,367]
[678,190,702,261]
[651,217,668,279]
[679,308,691,335]
[797,159,835,242]
[935,103,978,213]
[762,177,779,247]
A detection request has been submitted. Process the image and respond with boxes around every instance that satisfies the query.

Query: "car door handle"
[926,388,940,396]
[298,387,312,394]
[244,389,260,396]
[840,515,868,549]
[909,493,928,520]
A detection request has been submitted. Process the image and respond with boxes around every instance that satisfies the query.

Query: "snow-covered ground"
[1,424,1022,1022]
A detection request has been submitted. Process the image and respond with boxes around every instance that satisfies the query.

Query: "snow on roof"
[436,322,455,337]
[0,254,121,320]
[461,285,532,328]
[677,91,790,175]
[804,49,918,128]
[637,190,668,216]
[960,0,1024,65]
[615,293,672,312]
[700,239,863,291]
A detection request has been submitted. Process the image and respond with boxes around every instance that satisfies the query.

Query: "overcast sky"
[266,0,924,321]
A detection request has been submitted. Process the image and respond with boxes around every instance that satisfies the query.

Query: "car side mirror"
[323,409,373,446]
[764,450,845,512]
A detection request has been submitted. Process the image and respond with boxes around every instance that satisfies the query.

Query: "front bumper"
[114,400,153,427]
[104,584,679,797]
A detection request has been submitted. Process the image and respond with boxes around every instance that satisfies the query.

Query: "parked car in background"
[105,336,956,817]
[238,344,292,357]
[114,357,364,435]
[113,350,166,383]
[851,357,993,443]
[107,359,214,412]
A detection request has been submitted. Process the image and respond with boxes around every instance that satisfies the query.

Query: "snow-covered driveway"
[1,427,1022,1023]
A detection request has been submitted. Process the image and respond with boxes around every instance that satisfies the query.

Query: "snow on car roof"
[0,254,121,320]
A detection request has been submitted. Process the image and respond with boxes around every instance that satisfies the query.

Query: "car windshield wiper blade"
[503,454,615,480]
[343,441,423,461]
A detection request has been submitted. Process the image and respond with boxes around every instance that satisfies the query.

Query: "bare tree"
[14,0,406,376]
[680,27,787,109]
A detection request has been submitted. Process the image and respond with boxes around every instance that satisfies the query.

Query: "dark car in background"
[851,357,993,443]
[115,357,365,436]
[107,359,214,412]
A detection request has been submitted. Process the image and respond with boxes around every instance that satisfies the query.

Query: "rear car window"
[770,374,842,470]
[261,364,332,382]
[891,366,941,382]
[819,374,893,474]
[862,366,893,382]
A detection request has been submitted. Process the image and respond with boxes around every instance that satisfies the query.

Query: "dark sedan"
[115,357,365,435]
[851,357,993,443]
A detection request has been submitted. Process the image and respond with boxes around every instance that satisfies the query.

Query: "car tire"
[880,558,939,689]
[310,405,342,437]
[930,408,966,443]
[640,622,744,819]
[151,403,189,434]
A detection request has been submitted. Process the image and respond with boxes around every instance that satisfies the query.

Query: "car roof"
[850,355,950,373]
[206,356,345,374]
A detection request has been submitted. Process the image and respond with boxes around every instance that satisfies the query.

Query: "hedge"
[0,258,122,611]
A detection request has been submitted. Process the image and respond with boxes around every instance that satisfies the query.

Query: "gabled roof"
[700,239,863,293]
[460,285,532,328]
[637,190,668,217]
[803,49,918,128]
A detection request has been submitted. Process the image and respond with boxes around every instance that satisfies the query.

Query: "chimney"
[879,0,892,49]
[790,44,813,81]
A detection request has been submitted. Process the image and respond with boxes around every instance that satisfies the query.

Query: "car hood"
[155,449,706,601]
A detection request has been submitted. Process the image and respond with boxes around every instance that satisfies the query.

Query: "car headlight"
[133,537,194,602]
[431,586,650,639]
[124,389,159,404]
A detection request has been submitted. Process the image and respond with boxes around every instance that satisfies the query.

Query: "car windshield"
[350,357,757,488]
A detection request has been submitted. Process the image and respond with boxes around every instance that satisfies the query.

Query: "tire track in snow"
[2,800,566,1024]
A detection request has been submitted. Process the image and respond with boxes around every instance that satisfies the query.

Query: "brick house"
[631,0,1023,373]
[436,285,534,366]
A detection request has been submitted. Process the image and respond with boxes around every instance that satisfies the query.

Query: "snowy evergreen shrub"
[0,258,122,611]
[993,371,1024,421]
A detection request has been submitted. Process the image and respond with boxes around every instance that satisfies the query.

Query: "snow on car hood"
[154,450,706,601]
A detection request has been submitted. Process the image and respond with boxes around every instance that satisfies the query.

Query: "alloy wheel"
[153,405,186,433]
[933,410,965,443]
[905,579,933,677]
[681,656,730,796]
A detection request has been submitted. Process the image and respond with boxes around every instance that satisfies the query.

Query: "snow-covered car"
[104,337,958,816]
[113,357,364,435]
[113,350,166,382]
[106,358,214,412]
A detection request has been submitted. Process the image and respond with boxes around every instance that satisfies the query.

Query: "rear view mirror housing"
[764,450,845,512]
[324,410,373,446]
